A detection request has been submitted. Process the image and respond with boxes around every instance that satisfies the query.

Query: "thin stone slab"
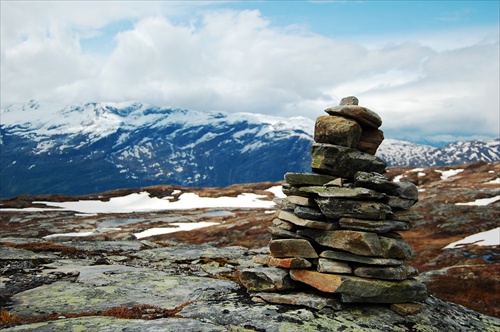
[324,105,382,129]
[237,266,297,292]
[311,143,387,178]
[276,210,338,230]
[385,196,418,209]
[285,172,338,186]
[252,291,344,311]
[320,250,403,266]
[268,226,303,240]
[300,186,384,200]
[281,184,315,198]
[272,218,295,231]
[314,115,362,148]
[289,270,428,303]
[338,217,413,233]
[253,255,312,269]
[317,258,352,274]
[315,198,392,220]
[298,229,383,257]
[286,195,317,207]
[353,265,411,281]
[294,206,324,220]
[269,239,318,259]
[391,209,423,222]
[273,197,295,210]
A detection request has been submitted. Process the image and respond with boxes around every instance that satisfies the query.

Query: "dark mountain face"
[1,101,498,198]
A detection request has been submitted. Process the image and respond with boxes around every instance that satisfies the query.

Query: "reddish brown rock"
[356,128,385,155]
[268,256,312,269]
[314,115,362,148]
[289,269,342,293]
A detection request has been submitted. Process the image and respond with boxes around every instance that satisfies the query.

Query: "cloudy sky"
[1,1,499,143]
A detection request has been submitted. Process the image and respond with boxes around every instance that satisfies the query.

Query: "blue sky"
[1,1,499,143]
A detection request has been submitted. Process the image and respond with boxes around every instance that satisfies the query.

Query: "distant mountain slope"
[1,101,498,197]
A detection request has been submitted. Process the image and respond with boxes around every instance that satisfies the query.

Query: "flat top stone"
[324,105,382,129]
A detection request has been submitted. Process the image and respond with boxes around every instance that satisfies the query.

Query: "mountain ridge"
[1,101,498,198]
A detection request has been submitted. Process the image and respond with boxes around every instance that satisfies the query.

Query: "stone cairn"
[238,96,428,312]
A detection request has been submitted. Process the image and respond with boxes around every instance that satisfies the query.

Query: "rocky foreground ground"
[0,161,499,331]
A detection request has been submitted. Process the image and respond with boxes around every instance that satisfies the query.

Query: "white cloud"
[1,2,498,141]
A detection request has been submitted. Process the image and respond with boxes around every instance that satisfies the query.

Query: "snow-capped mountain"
[0,101,313,197]
[377,139,500,166]
[1,101,498,198]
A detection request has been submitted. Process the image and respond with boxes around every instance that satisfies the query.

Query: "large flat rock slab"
[9,265,238,317]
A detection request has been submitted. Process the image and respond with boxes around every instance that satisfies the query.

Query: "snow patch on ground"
[436,169,464,180]
[444,227,500,249]
[134,222,219,239]
[1,189,279,214]
[456,195,500,206]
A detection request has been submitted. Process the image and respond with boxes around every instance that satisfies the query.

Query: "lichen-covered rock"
[284,172,338,186]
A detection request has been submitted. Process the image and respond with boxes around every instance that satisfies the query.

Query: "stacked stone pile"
[238,96,428,309]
